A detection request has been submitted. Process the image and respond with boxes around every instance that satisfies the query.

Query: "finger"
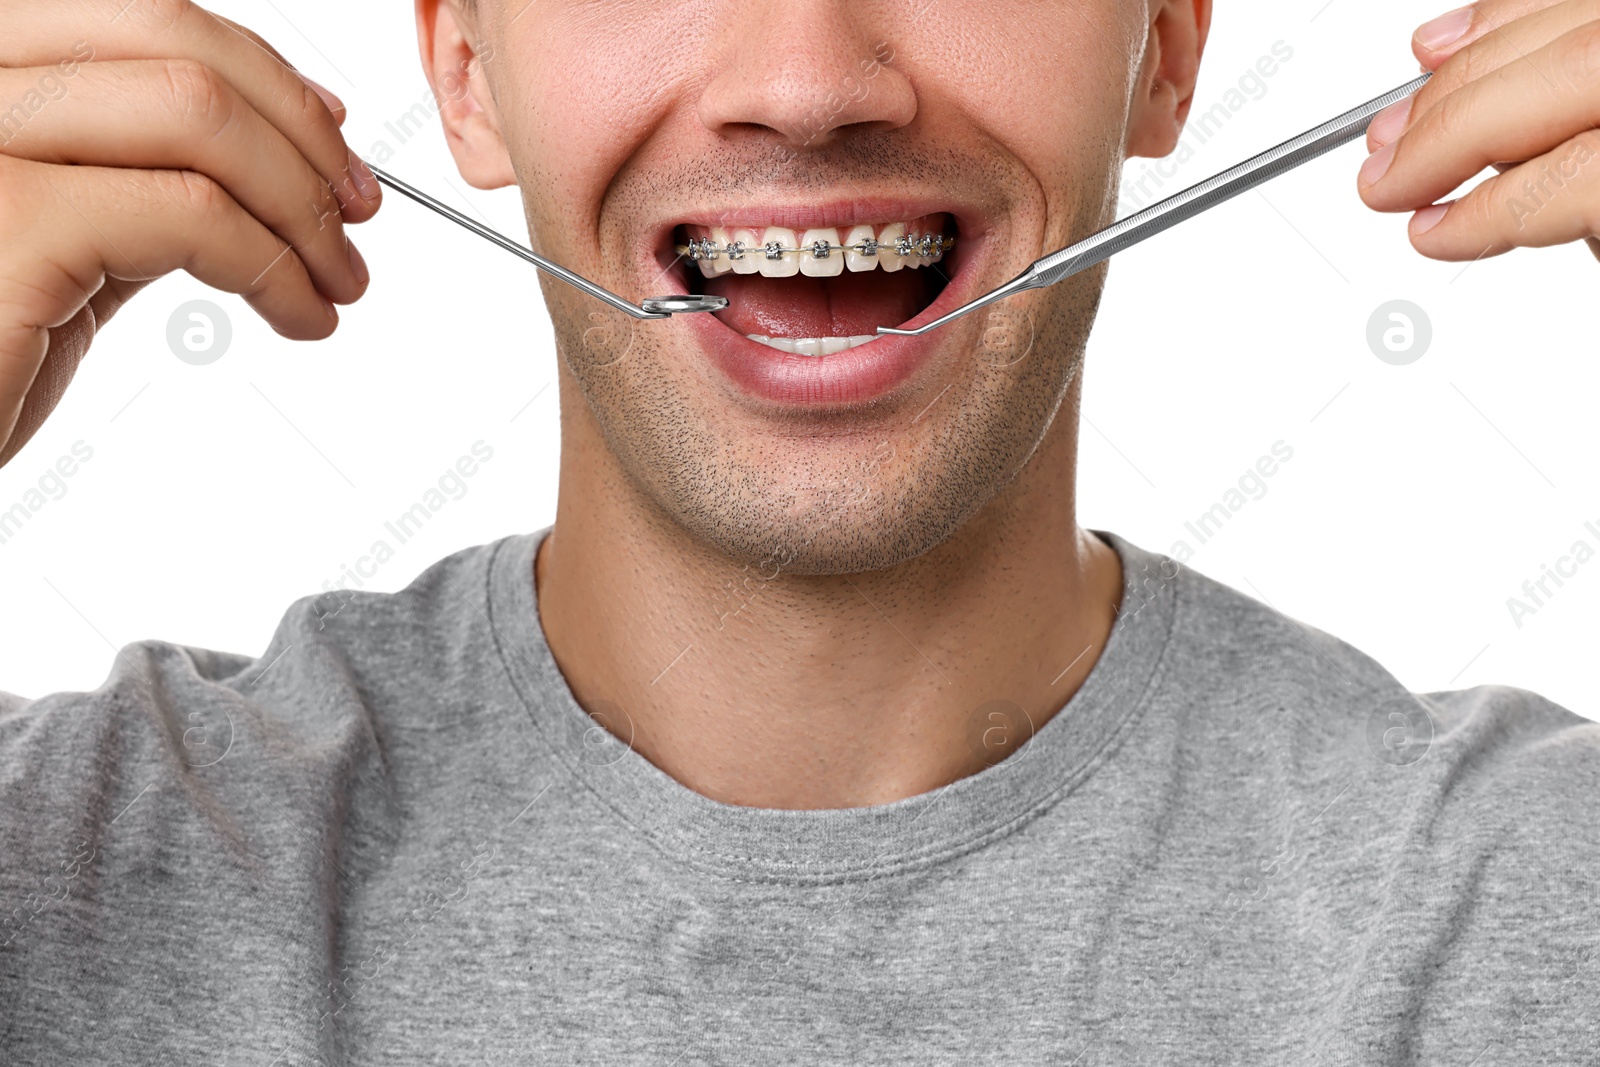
[86,274,154,334]
[1377,0,1600,153]
[0,275,151,469]
[0,0,380,218]
[0,60,368,306]
[207,12,348,128]
[0,157,334,450]
[2,158,339,343]
[1412,0,1572,66]
[1359,20,1600,213]
[1400,129,1600,258]
[1375,0,1600,151]
[0,300,97,469]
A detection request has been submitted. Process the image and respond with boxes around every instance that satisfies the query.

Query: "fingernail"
[1360,141,1395,186]
[1367,97,1413,147]
[347,238,369,287]
[348,150,381,203]
[1416,5,1474,51]
[299,73,345,117]
[1411,202,1451,235]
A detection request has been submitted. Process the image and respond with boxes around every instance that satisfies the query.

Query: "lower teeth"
[746,334,878,356]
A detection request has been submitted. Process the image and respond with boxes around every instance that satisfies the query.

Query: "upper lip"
[646,195,993,274]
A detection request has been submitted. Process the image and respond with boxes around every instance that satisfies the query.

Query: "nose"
[696,0,916,152]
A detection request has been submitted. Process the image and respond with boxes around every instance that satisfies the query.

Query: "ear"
[415,0,516,188]
[1125,0,1212,158]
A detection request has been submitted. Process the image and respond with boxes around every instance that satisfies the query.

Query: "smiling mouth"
[671,216,958,354]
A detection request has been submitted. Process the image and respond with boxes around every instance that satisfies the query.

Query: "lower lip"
[670,243,989,408]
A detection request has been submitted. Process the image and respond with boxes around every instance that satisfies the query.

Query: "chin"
[673,486,984,577]
[637,400,1061,576]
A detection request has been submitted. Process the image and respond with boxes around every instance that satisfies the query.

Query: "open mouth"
[647,202,990,407]
[672,215,958,354]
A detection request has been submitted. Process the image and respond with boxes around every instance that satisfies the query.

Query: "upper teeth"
[679,223,952,278]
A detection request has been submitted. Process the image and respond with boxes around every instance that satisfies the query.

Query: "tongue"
[701,271,932,338]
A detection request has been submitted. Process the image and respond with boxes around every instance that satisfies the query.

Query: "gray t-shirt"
[1,529,1595,1065]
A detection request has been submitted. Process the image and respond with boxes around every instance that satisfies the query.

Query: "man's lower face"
[495,2,1137,574]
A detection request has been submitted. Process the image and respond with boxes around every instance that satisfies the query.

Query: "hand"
[1357,0,1600,264]
[0,0,381,469]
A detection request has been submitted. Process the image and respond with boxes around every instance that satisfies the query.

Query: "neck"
[535,379,1123,810]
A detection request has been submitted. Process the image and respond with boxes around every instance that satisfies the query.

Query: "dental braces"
[676,233,955,262]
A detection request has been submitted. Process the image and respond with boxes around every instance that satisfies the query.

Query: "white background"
[2,0,1594,720]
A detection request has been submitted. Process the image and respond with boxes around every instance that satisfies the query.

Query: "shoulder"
[0,530,532,872]
[1107,532,1600,871]
[1145,542,1598,755]
[0,529,523,736]
[1410,682,1600,864]
[0,532,543,1013]
[1129,540,1600,1040]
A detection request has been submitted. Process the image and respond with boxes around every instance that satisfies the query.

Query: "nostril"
[696,39,916,151]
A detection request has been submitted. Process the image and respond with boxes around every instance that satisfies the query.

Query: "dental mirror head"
[640,295,729,315]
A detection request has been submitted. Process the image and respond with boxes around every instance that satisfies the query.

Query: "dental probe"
[364,164,728,319]
[877,71,1433,337]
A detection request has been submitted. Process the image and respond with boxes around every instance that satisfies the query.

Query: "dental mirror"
[878,71,1433,337]
[366,165,726,320]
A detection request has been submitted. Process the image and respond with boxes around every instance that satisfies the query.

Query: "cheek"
[497,5,717,221]
[910,4,1139,190]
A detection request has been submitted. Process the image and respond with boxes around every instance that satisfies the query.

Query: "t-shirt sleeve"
[1379,684,1600,1062]
[0,612,384,1057]
[0,641,253,879]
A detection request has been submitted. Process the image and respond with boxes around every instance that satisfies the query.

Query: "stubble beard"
[547,272,1103,577]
